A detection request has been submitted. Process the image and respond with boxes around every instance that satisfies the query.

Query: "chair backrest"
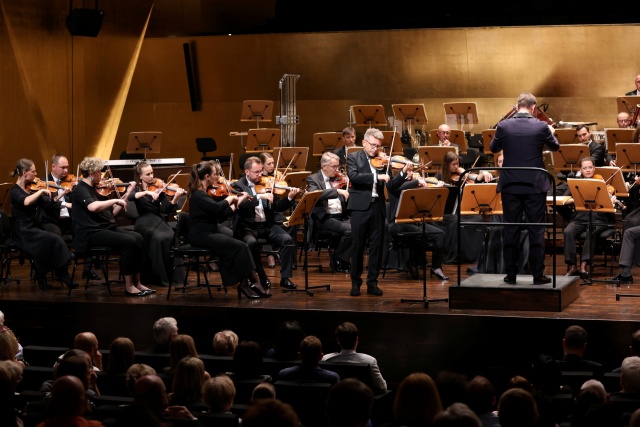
[175,211,190,246]
[196,138,217,155]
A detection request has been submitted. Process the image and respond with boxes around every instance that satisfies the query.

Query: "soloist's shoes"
[125,290,146,297]
[367,286,383,296]
[258,272,272,289]
[249,282,272,298]
[350,285,361,296]
[237,279,260,299]
[430,268,449,281]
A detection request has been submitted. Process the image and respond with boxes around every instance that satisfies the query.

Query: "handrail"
[456,166,557,288]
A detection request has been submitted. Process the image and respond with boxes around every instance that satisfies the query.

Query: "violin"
[370,154,420,171]
[95,178,129,197]
[593,174,625,210]
[254,181,303,196]
[329,172,350,189]
[58,174,78,189]
[147,178,182,197]
[207,180,251,200]
[28,178,64,193]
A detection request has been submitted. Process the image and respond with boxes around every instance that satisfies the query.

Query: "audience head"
[530,353,564,395]
[299,335,323,367]
[0,310,5,326]
[54,349,94,389]
[466,375,496,416]
[497,387,539,427]
[0,360,21,427]
[506,375,533,393]
[432,402,482,427]
[435,370,470,409]
[49,375,87,417]
[0,328,19,362]
[133,373,169,416]
[125,363,156,396]
[563,324,588,355]
[580,379,607,401]
[0,360,22,389]
[325,378,373,427]
[393,372,443,426]
[202,374,236,413]
[571,379,609,426]
[335,322,359,351]
[212,329,239,356]
[621,356,640,393]
[74,332,100,367]
[168,334,199,372]
[152,317,179,345]
[233,340,264,378]
[271,319,306,360]
[170,356,207,404]
[107,336,135,374]
[251,382,276,402]
[241,398,300,427]
[631,407,640,427]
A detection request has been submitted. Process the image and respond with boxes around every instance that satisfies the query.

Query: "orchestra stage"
[2,253,639,392]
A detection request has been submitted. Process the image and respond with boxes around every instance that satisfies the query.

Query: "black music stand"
[616,143,640,177]
[350,105,387,128]
[282,190,327,296]
[241,100,274,129]
[567,178,618,285]
[444,102,478,132]
[246,128,281,152]
[127,132,162,160]
[273,147,309,172]
[0,183,12,215]
[418,146,456,174]
[395,187,449,307]
[551,144,588,176]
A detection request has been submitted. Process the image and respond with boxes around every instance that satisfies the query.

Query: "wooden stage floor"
[2,251,640,391]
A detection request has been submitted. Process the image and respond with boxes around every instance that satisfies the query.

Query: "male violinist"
[306,152,352,273]
[232,156,300,290]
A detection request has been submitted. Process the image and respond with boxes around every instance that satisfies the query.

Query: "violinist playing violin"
[9,158,77,290]
[129,161,187,287]
[305,152,353,273]
[71,156,154,297]
[434,151,493,214]
[259,152,287,268]
[232,156,300,291]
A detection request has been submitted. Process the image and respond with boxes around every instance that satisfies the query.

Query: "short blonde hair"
[202,374,236,413]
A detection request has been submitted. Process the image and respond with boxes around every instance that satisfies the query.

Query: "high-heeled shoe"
[249,282,272,298]
[237,280,260,299]
[430,268,449,281]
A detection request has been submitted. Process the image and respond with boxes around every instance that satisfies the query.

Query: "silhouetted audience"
[202,374,236,414]
[165,334,204,376]
[0,360,23,427]
[251,382,276,402]
[432,402,482,427]
[497,387,539,427]
[613,329,640,373]
[435,370,470,410]
[466,375,499,427]
[265,320,306,361]
[106,337,135,375]
[277,335,339,384]
[382,372,443,427]
[212,330,238,356]
[0,311,24,364]
[168,356,208,407]
[36,375,104,427]
[74,332,103,372]
[147,317,179,353]
[325,378,374,427]
[125,363,156,396]
[557,325,604,379]
[241,398,300,427]
[230,340,271,382]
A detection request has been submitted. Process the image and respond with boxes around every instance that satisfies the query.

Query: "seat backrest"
[175,211,190,246]
[196,138,217,154]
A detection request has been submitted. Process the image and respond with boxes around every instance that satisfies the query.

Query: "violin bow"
[271,150,283,193]
[604,165,624,184]
[105,162,126,211]
[44,160,49,191]
[229,153,234,180]
[279,152,299,183]
[385,125,398,177]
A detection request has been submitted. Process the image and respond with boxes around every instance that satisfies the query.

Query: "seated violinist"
[305,152,353,273]
[129,160,187,287]
[231,156,300,291]
[259,152,286,268]
[562,156,616,279]
[71,157,154,297]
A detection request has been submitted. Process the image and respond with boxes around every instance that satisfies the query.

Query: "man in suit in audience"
[556,324,604,379]
[306,152,353,273]
[322,321,387,394]
[277,335,340,384]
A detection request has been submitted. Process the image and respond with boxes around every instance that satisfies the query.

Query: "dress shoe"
[250,283,272,298]
[565,265,579,276]
[350,285,361,296]
[367,286,383,296]
[143,288,157,294]
[533,275,552,285]
[503,276,517,284]
[430,268,449,281]
[125,289,146,297]
[260,276,272,290]
[613,273,634,283]
[280,278,297,290]
[237,280,260,299]
[82,270,102,280]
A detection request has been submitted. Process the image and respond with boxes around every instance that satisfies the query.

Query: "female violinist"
[187,161,265,299]
[434,151,493,213]
[129,160,187,287]
[9,158,76,290]
[71,157,154,296]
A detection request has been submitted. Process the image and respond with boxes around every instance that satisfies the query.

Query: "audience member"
[277,335,340,384]
[497,387,539,427]
[613,329,640,373]
[0,327,24,367]
[0,311,24,364]
[506,375,533,393]
[435,370,470,409]
[322,321,387,394]
[36,375,104,427]
[325,378,374,427]
[466,375,499,427]
[74,332,103,372]
[125,363,156,396]
[148,317,179,353]
[165,334,202,375]
[106,336,135,375]
[0,360,23,427]
[251,382,276,402]
[569,379,611,427]
[241,398,300,427]
[529,353,573,427]
[230,340,271,382]
[265,319,306,360]
[382,372,443,427]
[168,356,208,407]
[212,330,238,356]
[611,356,640,396]
[202,374,236,414]
[630,407,640,427]
[432,402,483,427]
[557,325,604,379]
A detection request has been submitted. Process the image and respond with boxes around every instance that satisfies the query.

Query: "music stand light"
[350,105,387,128]
[241,100,274,129]
[395,187,449,308]
[127,132,162,160]
[246,128,281,152]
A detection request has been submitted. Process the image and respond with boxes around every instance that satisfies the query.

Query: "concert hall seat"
[196,137,231,166]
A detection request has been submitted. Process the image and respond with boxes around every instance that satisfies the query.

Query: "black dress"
[129,186,182,286]
[188,190,255,286]
[9,185,72,273]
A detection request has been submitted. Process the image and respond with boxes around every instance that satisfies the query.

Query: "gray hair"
[363,127,384,141]
[321,152,340,166]
[78,157,104,177]
[622,356,640,393]
[152,317,178,345]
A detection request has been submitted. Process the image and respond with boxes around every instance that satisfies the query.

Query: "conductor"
[490,92,560,285]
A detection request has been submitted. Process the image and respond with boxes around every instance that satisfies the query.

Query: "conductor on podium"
[490,92,560,285]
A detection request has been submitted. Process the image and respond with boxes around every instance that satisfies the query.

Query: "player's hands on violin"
[476,171,494,182]
[288,187,300,199]
[337,188,350,200]
[377,173,390,183]
[258,191,274,204]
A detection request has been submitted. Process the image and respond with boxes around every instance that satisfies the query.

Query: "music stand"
[127,132,162,159]
[313,132,343,156]
[241,100,274,129]
[392,104,428,143]
[350,105,387,128]
[616,143,640,176]
[551,144,589,175]
[460,183,502,216]
[567,178,617,285]
[595,166,628,197]
[616,96,640,115]
[282,171,311,200]
[273,147,308,172]
[395,187,449,308]
[444,102,478,132]
[246,128,281,152]
[380,131,403,154]
[554,128,578,145]
[418,146,456,174]
[606,128,635,157]
[282,190,328,296]
[481,129,496,154]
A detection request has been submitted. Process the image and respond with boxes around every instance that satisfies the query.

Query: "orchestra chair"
[0,209,24,285]
[70,246,122,297]
[168,211,222,300]
[300,218,341,273]
[196,137,231,167]
[576,224,620,275]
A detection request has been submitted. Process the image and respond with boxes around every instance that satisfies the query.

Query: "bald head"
[134,374,167,415]
[51,375,86,416]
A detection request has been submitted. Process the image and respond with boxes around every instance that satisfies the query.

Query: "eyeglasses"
[364,140,381,149]
[326,164,339,169]
[439,131,451,134]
